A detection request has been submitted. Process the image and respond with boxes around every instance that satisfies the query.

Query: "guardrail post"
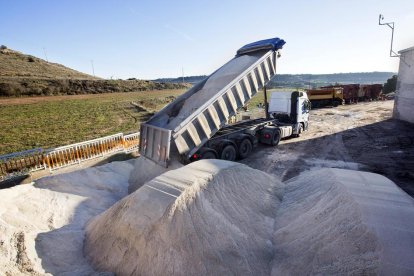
[43,154,47,169]
[99,141,104,157]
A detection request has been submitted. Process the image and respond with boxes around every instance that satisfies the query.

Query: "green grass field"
[0,88,296,155]
[0,90,185,155]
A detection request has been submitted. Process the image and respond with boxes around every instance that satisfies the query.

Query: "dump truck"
[322,84,360,104]
[139,37,310,167]
[360,84,383,101]
[268,91,310,132]
[306,87,344,108]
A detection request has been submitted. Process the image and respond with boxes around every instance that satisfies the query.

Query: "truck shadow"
[243,118,414,197]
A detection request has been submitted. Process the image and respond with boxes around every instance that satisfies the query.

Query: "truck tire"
[294,124,304,138]
[238,138,252,159]
[271,130,281,146]
[220,144,237,161]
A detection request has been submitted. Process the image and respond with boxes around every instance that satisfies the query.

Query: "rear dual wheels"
[220,144,237,161]
[238,138,252,159]
[220,138,253,161]
[195,137,253,162]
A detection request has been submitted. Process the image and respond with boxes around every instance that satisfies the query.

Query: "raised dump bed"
[140,37,285,166]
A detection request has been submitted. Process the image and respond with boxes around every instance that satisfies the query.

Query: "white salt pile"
[272,168,414,275]
[86,162,414,275]
[2,158,414,275]
[85,160,284,275]
[0,160,134,275]
[128,156,183,194]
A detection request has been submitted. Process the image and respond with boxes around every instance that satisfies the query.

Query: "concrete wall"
[393,46,414,123]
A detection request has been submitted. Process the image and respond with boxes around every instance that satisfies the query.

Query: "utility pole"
[182,67,184,83]
[378,14,410,67]
[43,47,48,62]
[91,60,95,77]
[378,14,399,57]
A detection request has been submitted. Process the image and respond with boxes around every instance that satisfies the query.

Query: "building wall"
[393,46,414,123]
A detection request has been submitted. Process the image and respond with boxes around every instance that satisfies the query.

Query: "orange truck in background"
[306,87,344,108]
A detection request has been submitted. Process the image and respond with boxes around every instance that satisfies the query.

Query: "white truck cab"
[268,91,311,135]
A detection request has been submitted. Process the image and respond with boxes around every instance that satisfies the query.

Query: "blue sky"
[1,0,413,79]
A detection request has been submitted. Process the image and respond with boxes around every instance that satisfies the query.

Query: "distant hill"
[154,72,396,88]
[0,46,188,97]
[0,46,98,80]
[154,75,208,85]
[269,72,396,88]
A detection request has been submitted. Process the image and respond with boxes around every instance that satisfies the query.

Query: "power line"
[43,47,48,62]
[91,60,95,77]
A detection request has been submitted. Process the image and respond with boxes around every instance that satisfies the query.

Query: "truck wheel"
[220,144,237,161]
[238,139,252,159]
[201,151,216,159]
[294,124,304,137]
[271,130,281,146]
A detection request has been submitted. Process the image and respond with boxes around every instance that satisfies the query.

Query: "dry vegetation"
[0,47,98,80]
[0,78,189,97]
[0,47,189,97]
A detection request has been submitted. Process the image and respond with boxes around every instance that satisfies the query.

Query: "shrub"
[383,75,397,94]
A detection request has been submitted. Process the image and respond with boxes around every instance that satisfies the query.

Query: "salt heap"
[272,168,414,275]
[86,162,414,275]
[0,160,134,275]
[85,160,284,275]
[128,156,183,193]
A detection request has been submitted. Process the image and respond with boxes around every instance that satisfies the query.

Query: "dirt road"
[241,100,414,197]
[0,89,184,106]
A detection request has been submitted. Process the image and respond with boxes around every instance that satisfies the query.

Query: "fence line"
[0,132,139,182]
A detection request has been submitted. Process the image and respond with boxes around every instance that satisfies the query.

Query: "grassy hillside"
[0,46,98,80]
[0,46,189,97]
[0,78,189,97]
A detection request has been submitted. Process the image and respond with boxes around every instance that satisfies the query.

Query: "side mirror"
[304,100,311,112]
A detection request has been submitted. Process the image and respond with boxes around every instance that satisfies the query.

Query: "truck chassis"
[189,118,296,162]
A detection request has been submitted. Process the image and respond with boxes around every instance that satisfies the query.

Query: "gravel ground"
[241,100,414,197]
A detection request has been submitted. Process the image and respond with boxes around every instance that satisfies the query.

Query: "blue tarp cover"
[236,37,285,56]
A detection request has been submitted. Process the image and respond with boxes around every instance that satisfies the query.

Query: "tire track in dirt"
[242,101,414,194]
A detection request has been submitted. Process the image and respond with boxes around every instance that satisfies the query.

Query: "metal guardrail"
[124,132,140,153]
[0,132,139,182]
[0,148,46,180]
